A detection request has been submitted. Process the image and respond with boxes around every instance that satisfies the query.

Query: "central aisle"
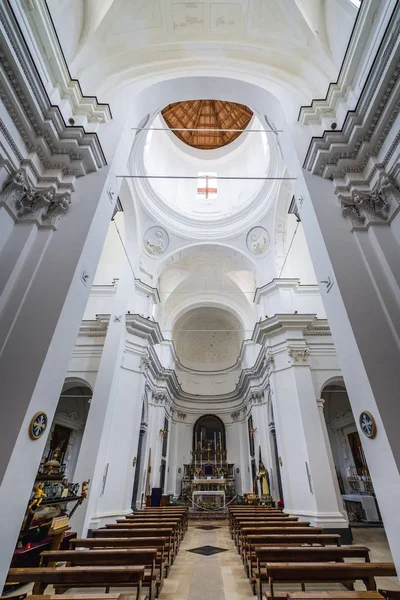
[159,521,254,600]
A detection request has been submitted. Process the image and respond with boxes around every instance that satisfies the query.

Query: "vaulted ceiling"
[47,0,357,105]
[161,100,253,150]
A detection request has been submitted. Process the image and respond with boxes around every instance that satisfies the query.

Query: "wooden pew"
[70,537,170,577]
[125,512,187,533]
[264,562,397,599]
[241,532,338,567]
[253,546,371,599]
[233,519,303,544]
[105,522,181,551]
[238,527,319,554]
[6,566,145,599]
[39,549,159,600]
[263,592,385,600]
[20,595,139,600]
[113,519,183,541]
[92,528,177,564]
[242,533,342,574]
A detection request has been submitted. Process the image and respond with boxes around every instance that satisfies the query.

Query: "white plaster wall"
[280,217,318,283]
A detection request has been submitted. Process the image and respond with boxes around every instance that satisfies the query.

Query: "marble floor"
[158,523,400,600]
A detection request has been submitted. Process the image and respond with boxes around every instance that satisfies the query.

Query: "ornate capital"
[340,171,400,230]
[0,171,70,228]
[316,398,325,412]
[231,410,241,421]
[288,347,310,364]
[249,391,264,405]
[153,392,168,405]
[177,411,187,421]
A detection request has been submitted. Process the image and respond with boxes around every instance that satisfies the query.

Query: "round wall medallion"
[143,226,169,256]
[359,410,377,439]
[246,226,270,256]
[29,411,48,440]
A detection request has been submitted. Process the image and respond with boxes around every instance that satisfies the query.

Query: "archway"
[321,381,381,524]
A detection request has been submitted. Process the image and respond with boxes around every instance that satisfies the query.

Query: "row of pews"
[228,506,398,600]
[4,506,188,600]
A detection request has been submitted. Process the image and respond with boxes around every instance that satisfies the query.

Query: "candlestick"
[214,433,217,466]
[200,431,203,467]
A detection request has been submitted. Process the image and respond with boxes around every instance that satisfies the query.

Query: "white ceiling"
[48,0,357,105]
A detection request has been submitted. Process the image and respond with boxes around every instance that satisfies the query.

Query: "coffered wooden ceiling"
[161,100,253,150]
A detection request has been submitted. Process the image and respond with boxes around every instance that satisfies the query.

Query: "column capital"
[0,170,70,229]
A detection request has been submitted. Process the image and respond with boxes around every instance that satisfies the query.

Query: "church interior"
[1,0,400,598]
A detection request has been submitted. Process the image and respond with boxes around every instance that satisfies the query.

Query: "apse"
[173,307,243,371]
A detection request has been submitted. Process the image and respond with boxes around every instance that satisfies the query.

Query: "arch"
[193,414,226,452]
[319,376,346,397]
[62,377,93,393]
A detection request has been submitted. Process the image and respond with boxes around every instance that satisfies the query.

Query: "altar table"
[192,490,225,509]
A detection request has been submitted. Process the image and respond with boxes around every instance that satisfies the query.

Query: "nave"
[3,507,399,600]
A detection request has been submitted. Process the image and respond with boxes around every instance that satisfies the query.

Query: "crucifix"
[197,175,217,199]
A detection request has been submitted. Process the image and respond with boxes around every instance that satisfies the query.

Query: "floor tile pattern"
[187,544,228,556]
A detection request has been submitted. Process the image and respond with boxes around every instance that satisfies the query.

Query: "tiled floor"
[158,522,400,600]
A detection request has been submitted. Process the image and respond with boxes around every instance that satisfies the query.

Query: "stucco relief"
[246,226,270,256]
[143,226,169,256]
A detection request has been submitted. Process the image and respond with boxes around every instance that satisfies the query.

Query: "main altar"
[181,415,235,509]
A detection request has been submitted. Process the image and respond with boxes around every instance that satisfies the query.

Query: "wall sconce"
[132,457,137,467]
[279,456,283,467]
[159,428,168,439]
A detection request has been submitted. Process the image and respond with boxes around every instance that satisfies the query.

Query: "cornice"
[22,0,112,125]
[252,314,317,344]
[126,313,164,345]
[78,318,108,338]
[134,278,160,303]
[253,278,320,303]
[0,1,107,179]
[302,2,400,182]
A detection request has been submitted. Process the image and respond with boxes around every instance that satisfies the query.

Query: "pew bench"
[69,537,170,576]
[92,529,177,565]
[39,548,159,600]
[242,534,342,574]
[239,528,322,556]
[263,592,385,600]
[263,562,397,599]
[253,547,371,599]
[6,566,145,599]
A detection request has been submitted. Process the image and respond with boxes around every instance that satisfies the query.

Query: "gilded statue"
[81,480,89,499]
[257,460,270,497]
[28,482,47,513]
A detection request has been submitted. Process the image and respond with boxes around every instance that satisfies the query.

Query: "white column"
[297,170,400,563]
[263,317,348,532]
[0,164,122,588]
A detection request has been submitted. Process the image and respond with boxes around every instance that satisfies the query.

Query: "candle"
[200,431,203,467]
[214,433,217,466]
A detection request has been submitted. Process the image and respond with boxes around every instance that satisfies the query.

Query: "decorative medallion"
[359,410,377,439]
[29,411,48,440]
[143,226,169,256]
[246,226,270,256]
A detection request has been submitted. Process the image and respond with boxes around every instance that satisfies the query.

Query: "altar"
[192,490,225,509]
[181,414,236,506]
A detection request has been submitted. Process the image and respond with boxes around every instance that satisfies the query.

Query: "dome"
[161,100,253,150]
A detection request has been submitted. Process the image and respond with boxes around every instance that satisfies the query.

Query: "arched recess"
[39,380,92,483]
[193,414,226,452]
[321,379,382,525]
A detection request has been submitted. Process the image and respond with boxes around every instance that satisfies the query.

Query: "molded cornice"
[0,1,107,181]
[126,313,164,345]
[302,1,400,184]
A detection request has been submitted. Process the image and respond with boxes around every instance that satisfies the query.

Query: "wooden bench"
[232,517,299,540]
[93,528,177,563]
[70,537,171,577]
[253,547,371,599]
[113,520,183,541]
[238,528,321,555]
[19,595,139,600]
[263,562,397,599]
[6,566,145,599]
[39,548,159,599]
[235,520,307,545]
[263,592,385,600]
[104,523,180,552]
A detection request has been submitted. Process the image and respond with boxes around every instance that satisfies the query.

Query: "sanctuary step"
[188,508,228,520]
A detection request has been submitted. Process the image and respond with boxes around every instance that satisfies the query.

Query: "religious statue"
[28,482,47,513]
[81,480,89,499]
[257,460,270,497]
